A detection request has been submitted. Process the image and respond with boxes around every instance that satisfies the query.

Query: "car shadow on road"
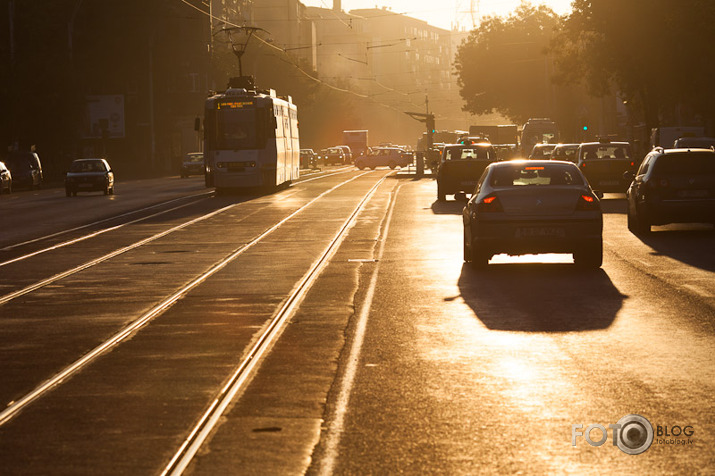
[637,227,715,272]
[457,263,625,332]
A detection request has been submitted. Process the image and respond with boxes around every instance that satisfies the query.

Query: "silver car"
[462,160,603,268]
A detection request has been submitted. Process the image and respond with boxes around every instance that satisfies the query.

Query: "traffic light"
[583,125,589,132]
[426,115,435,134]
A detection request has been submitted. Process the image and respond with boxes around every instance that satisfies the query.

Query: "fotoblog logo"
[572,414,654,455]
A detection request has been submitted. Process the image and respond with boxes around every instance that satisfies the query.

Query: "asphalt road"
[0,169,713,474]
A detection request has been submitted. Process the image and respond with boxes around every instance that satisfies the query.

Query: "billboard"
[82,95,125,139]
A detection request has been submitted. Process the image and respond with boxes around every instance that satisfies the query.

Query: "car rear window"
[70,160,106,172]
[581,145,630,160]
[444,147,494,161]
[652,152,715,175]
[490,164,584,187]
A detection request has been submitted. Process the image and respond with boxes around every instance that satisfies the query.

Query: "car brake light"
[576,194,599,211]
[477,194,503,212]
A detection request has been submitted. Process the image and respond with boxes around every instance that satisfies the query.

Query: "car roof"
[660,148,715,155]
[580,141,630,147]
[490,159,576,168]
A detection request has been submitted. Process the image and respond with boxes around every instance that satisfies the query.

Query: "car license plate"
[227,164,245,172]
[516,227,565,238]
[598,180,619,186]
[79,183,93,188]
[678,189,708,198]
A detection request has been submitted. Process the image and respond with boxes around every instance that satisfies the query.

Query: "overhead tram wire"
[176,0,441,115]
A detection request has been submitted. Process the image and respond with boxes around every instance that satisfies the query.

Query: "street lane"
[0,173,712,474]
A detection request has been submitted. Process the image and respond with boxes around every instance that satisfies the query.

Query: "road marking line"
[318,181,401,476]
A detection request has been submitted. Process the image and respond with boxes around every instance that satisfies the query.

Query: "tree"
[551,0,715,132]
[454,2,562,124]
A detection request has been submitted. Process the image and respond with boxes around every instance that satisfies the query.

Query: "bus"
[203,77,299,193]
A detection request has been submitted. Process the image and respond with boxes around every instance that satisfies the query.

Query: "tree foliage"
[454,2,561,124]
[551,0,715,129]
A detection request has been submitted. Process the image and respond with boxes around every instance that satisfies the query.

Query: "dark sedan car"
[0,161,12,194]
[180,152,204,178]
[463,160,603,268]
[65,158,115,196]
[437,143,497,201]
[626,148,715,234]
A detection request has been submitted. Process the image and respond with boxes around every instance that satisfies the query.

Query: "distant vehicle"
[493,144,519,161]
[300,149,318,169]
[626,148,715,234]
[323,147,346,165]
[180,152,204,178]
[437,143,497,201]
[650,126,705,148]
[4,150,43,190]
[355,147,413,170]
[203,77,299,193]
[462,160,603,268]
[521,118,559,156]
[577,140,636,192]
[342,130,368,157]
[65,158,115,196]
[0,161,12,194]
[458,136,492,145]
[335,145,353,163]
[673,137,715,149]
[529,143,557,160]
[468,124,519,146]
[550,143,580,163]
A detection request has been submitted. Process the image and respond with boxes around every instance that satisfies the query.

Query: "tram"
[203,77,299,193]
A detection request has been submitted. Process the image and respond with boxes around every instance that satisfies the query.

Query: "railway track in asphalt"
[0,167,370,420]
[0,167,394,475]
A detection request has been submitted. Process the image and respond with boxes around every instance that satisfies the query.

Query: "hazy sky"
[301,0,573,30]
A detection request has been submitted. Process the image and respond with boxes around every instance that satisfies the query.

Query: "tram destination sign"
[217,99,255,110]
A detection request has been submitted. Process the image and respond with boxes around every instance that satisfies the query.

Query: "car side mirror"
[623,171,635,181]
[593,190,604,199]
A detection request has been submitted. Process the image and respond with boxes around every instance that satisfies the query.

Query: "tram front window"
[216,109,261,150]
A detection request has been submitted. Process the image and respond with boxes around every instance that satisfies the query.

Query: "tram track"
[0,170,384,428]
[0,168,358,303]
[161,173,390,475]
[0,190,214,253]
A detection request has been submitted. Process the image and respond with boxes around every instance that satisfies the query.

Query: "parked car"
[4,151,43,190]
[437,143,497,201]
[673,137,715,149]
[300,149,318,169]
[626,148,715,234]
[0,161,12,194]
[322,147,346,165]
[463,160,603,268]
[180,152,204,178]
[529,143,557,159]
[550,143,580,163]
[65,158,115,196]
[355,147,413,170]
[577,140,636,192]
